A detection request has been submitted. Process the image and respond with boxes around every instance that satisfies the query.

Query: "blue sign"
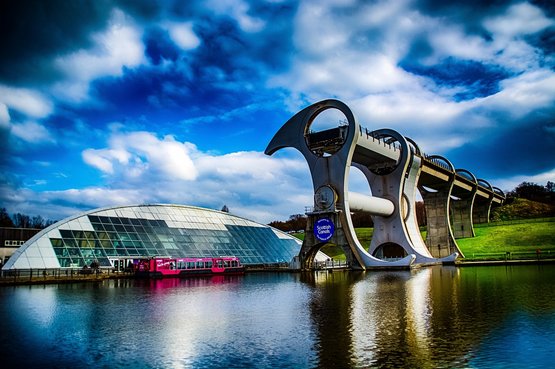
[314,218,334,242]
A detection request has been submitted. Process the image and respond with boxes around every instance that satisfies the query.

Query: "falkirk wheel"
[265,99,505,270]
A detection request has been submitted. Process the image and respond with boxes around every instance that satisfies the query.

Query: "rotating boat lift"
[265,99,504,270]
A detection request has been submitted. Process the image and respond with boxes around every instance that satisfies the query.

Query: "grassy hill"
[293,218,555,261]
[457,219,555,259]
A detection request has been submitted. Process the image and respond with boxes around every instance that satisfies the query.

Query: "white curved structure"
[2,204,310,270]
[265,99,503,270]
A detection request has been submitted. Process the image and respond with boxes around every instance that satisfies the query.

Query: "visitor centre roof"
[2,204,303,270]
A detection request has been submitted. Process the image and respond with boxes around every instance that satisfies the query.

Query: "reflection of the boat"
[132,275,244,289]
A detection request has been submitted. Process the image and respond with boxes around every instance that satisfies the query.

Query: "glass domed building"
[2,204,306,271]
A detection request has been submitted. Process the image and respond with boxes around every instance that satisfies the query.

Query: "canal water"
[1,265,554,369]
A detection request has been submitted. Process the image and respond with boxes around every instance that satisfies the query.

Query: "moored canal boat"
[135,256,244,278]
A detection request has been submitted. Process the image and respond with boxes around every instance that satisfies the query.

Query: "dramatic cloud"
[165,22,201,50]
[53,9,146,102]
[78,130,311,223]
[83,131,198,181]
[1,0,554,223]
[10,121,55,144]
[0,85,53,118]
[0,103,9,128]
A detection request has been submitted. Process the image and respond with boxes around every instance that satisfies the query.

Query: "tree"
[350,211,374,228]
[288,214,306,232]
[31,215,45,228]
[415,201,427,226]
[0,208,14,227]
[508,182,553,204]
[12,213,31,228]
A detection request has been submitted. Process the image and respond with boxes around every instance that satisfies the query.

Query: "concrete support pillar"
[473,180,495,224]
[300,211,357,270]
[451,197,475,239]
[421,184,459,258]
[473,197,492,224]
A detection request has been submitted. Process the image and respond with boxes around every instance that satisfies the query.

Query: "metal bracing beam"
[347,192,394,217]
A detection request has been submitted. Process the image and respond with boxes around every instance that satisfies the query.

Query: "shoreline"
[2,259,555,286]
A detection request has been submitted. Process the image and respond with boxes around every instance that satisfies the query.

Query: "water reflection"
[302,265,555,369]
[301,271,365,368]
[0,265,554,368]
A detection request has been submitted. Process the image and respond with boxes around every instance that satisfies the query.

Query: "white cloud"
[493,168,555,194]
[484,2,554,38]
[11,121,55,144]
[76,130,313,223]
[83,131,198,181]
[82,149,116,174]
[428,26,492,62]
[166,22,201,50]
[481,3,554,71]
[0,103,9,128]
[0,85,53,118]
[482,69,555,118]
[206,0,265,32]
[53,9,145,102]
[352,89,467,127]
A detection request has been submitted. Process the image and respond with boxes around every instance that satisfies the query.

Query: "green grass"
[457,220,555,258]
[293,218,555,261]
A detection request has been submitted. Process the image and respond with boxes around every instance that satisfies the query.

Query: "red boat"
[135,256,245,278]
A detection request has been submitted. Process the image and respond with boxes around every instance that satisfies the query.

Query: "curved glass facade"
[2,204,303,270]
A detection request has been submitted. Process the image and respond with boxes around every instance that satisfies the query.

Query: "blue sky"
[1,0,554,224]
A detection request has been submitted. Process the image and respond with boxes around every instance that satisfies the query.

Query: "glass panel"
[73,231,84,239]
[79,239,92,248]
[83,231,95,239]
[62,237,76,247]
[103,224,115,232]
[104,249,118,256]
[88,215,100,223]
[50,238,63,247]
[60,230,73,238]
[58,258,72,267]
[67,248,81,257]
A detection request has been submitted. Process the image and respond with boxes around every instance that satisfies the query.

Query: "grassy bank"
[457,219,555,259]
[294,218,555,261]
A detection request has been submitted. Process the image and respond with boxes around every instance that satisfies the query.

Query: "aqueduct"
[265,99,505,269]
